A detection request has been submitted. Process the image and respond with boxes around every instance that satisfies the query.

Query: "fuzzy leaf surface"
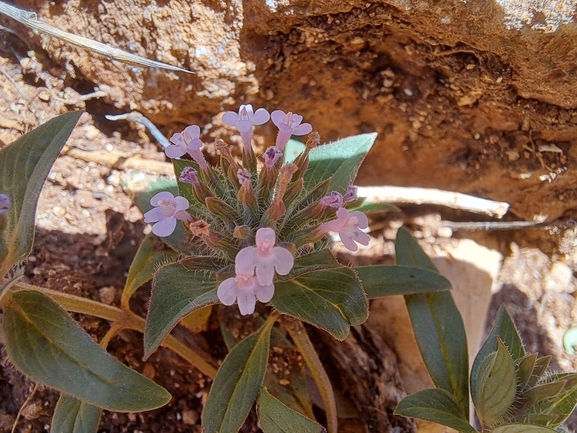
[3,290,170,411]
[202,321,273,433]
[257,388,325,433]
[0,111,81,277]
[473,339,516,426]
[145,263,218,357]
[471,306,525,386]
[395,227,469,419]
[272,267,368,341]
[528,373,577,427]
[355,265,452,299]
[121,233,178,308]
[52,394,102,433]
[305,133,377,193]
[395,388,477,433]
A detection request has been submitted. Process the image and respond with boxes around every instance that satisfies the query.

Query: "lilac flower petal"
[235,247,258,276]
[152,217,177,237]
[217,278,238,305]
[169,133,184,146]
[143,207,166,223]
[350,210,369,229]
[270,110,286,125]
[150,191,175,206]
[237,292,256,315]
[165,145,186,158]
[186,138,204,153]
[272,247,294,275]
[174,196,190,211]
[319,218,345,233]
[256,262,275,286]
[255,283,275,303]
[292,123,312,136]
[290,113,304,125]
[174,210,191,222]
[340,233,359,252]
[222,111,239,126]
[183,125,201,139]
[256,227,275,245]
[236,119,253,133]
[252,108,270,125]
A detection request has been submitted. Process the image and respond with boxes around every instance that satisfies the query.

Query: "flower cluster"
[144,105,369,314]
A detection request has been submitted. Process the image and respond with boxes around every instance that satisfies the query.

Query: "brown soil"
[1,1,576,432]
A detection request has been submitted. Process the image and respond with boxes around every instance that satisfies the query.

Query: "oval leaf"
[52,395,102,433]
[0,111,82,277]
[471,306,525,393]
[2,290,171,411]
[473,339,516,426]
[355,265,452,299]
[272,267,368,341]
[257,388,325,433]
[202,320,274,433]
[145,263,218,357]
[395,388,477,433]
[121,233,179,309]
[395,227,469,419]
[305,133,377,193]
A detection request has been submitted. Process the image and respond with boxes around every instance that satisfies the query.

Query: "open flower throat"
[145,105,369,315]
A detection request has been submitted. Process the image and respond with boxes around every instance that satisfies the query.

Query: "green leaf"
[272,267,368,341]
[121,233,178,309]
[2,290,170,411]
[473,339,516,426]
[257,388,325,433]
[351,201,401,214]
[395,227,469,419]
[395,388,477,433]
[492,424,559,433]
[473,306,525,373]
[145,263,218,358]
[0,111,82,277]
[283,139,307,164]
[527,356,551,387]
[516,354,538,391]
[529,373,577,427]
[52,395,102,433]
[355,265,452,299]
[202,320,274,433]
[305,133,377,193]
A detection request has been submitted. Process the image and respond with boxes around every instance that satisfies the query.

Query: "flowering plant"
[4,107,572,433]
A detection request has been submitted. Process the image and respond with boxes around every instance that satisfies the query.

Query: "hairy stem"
[283,317,337,433]
[12,282,217,378]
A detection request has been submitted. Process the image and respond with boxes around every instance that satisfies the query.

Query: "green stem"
[284,318,337,433]
[12,282,217,378]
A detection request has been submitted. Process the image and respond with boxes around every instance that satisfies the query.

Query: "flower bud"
[233,225,252,239]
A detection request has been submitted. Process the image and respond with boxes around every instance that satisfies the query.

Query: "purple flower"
[217,273,274,315]
[263,146,282,167]
[179,166,200,186]
[237,168,251,185]
[271,110,313,151]
[342,186,358,203]
[222,105,270,152]
[0,194,10,215]
[143,191,191,237]
[235,227,294,286]
[318,207,370,252]
[167,125,208,169]
[319,191,343,208]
